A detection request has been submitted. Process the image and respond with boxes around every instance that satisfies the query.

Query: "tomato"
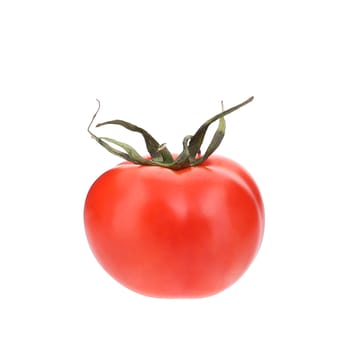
[84,96,264,298]
[84,155,264,298]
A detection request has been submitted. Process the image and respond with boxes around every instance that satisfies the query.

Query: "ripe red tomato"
[84,96,264,297]
[84,155,264,298]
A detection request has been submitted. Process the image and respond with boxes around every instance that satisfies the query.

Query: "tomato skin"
[84,155,264,298]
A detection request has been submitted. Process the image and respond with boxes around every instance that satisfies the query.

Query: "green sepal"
[88,96,254,170]
[96,119,174,163]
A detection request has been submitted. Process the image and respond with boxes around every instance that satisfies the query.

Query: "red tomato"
[84,155,264,298]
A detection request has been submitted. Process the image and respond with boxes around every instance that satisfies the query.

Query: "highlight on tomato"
[84,96,264,298]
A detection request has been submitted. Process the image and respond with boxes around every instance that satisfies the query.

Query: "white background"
[1,0,339,349]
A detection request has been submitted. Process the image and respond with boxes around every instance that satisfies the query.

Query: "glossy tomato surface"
[84,155,264,298]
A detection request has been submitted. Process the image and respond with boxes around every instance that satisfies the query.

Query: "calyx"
[88,96,254,170]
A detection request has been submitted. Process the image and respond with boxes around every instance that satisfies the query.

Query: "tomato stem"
[88,96,254,169]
